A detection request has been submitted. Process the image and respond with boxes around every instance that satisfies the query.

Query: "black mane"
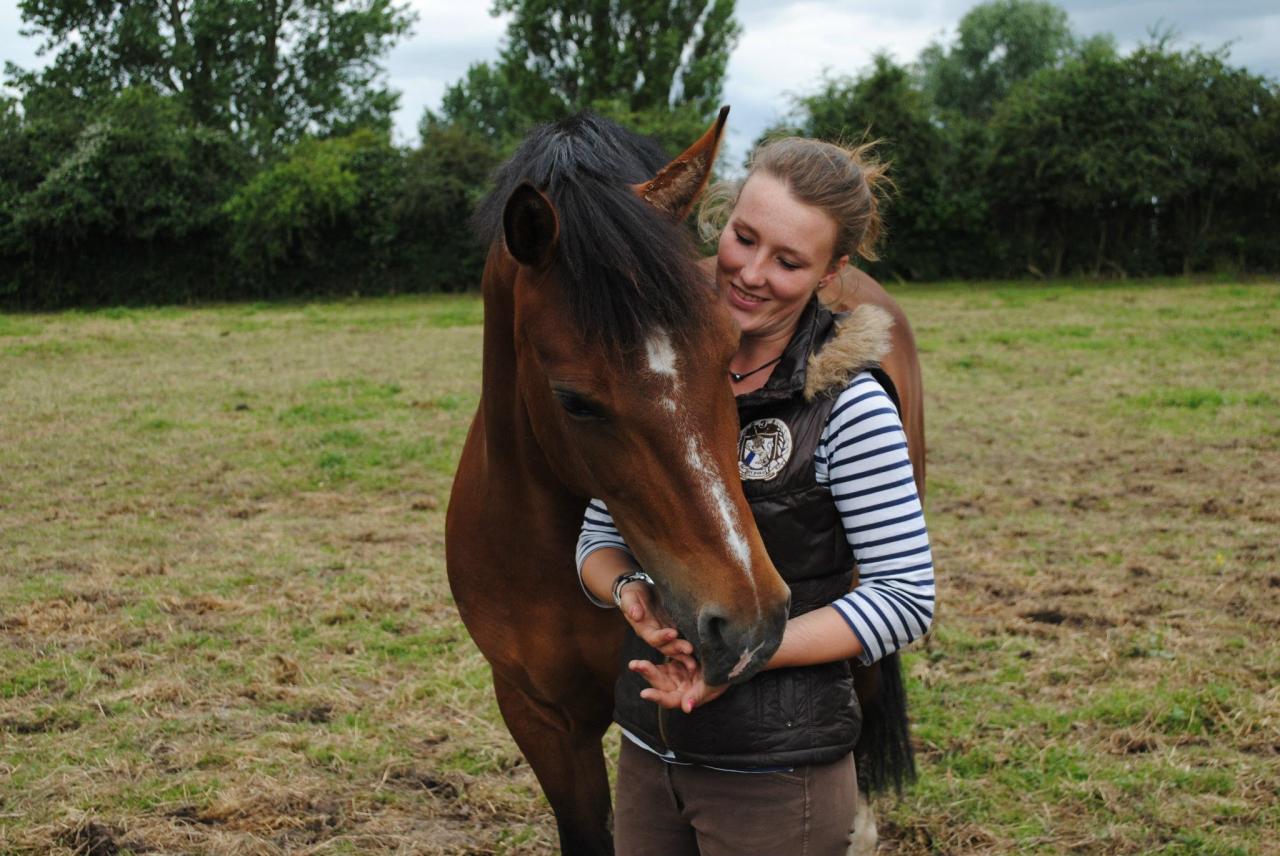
[474,112,711,351]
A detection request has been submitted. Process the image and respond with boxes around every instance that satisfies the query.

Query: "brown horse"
[446,110,925,855]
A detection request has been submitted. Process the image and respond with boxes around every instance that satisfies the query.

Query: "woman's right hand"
[630,657,728,713]
[617,581,696,669]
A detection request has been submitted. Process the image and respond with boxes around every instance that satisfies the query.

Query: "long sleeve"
[575,371,936,657]
[817,371,935,665]
[575,499,634,607]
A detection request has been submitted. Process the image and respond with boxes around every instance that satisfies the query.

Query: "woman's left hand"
[629,657,729,713]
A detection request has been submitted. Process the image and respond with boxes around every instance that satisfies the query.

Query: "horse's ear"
[503,182,560,268]
[633,105,729,220]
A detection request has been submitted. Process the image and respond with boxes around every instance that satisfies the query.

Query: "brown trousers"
[613,738,858,856]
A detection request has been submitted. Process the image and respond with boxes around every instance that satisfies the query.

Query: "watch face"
[738,417,792,481]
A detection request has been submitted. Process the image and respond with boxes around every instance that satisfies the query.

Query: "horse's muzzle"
[693,594,790,686]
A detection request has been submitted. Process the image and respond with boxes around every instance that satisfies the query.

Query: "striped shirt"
[576,370,935,665]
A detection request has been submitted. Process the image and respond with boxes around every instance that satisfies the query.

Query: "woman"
[577,137,935,855]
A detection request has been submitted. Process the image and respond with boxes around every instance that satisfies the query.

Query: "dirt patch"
[1,711,82,734]
[1021,608,1114,628]
[284,704,333,724]
[386,768,464,800]
[56,819,151,856]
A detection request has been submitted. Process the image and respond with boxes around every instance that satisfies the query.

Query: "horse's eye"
[553,389,607,422]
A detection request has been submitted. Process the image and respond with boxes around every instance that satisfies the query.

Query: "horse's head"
[488,109,790,685]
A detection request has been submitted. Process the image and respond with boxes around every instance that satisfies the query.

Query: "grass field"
[1,281,1278,855]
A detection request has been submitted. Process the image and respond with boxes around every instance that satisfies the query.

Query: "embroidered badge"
[738,418,792,481]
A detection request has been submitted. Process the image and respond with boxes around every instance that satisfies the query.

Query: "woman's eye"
[553,390,606,421]
[734,231,753,246]
[778,258,800,271]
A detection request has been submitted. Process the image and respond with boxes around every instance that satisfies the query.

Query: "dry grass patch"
[1,284,1277,854]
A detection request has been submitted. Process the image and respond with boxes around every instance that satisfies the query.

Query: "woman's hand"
[617,582,696,668]
[629,657,728,714]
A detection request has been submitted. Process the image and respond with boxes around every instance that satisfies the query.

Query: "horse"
[446,109,926,855]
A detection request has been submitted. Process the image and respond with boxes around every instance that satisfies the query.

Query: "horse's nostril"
[697,607,730,653]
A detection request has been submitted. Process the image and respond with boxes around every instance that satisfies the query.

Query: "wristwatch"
[611,571,655,608]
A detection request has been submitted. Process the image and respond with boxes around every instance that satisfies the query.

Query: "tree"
[7,0,415,154]
[990,37,1277,277]
[989,41,1135,276]
[433,0,739,147]
[917,0,1078,121]
[222,128,403,286]
[396,122,502,291]
[783,54,996,280]
[2,87,250,305]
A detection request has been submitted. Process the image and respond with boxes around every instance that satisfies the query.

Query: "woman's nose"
[740,252,767,287]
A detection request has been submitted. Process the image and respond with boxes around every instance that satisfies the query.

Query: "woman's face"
[716,171,846,342]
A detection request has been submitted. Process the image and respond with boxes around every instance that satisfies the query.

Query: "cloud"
[384,1,507,142]
[720,1,946,163]
[6,0,1277,148]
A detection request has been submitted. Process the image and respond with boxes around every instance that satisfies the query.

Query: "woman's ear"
[818,255,849,288]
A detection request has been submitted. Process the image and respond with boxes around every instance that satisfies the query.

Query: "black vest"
[614,299,888,769]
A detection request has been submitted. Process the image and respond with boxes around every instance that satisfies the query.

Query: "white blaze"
[645,328,758,614]
[684,435,757,605]
[645,331,678,378]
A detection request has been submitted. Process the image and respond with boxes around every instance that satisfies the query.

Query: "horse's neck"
[476,253,578,503]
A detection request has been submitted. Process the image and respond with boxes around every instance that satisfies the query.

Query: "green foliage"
[396,122,502,291]
[990,40,1280,277]
[1,88,250,305]
[779,1,1279,280]
[784,54,994,280]
[224,130,396,276]
[8,0,416,155]
[492,0,737,115]
[13,88,247,245]
[4,0,1279,305]
[433,0,739,147]
[918,0,1079,121]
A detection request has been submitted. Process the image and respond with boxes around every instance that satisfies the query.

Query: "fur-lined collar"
[803,303,894,401]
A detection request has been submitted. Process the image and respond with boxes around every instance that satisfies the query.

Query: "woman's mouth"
[729,284,766,308]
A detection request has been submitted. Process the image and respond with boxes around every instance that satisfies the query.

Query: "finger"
[656,638,693,659]
[629,659,675,691]
[627,597,645,624]
[638,628,668,649]
[648,628,681,650]
[622,585,654,619]
[655,642,684,659]
[620,588,646,621]
[640,688,681,709]
[671,653,698,672]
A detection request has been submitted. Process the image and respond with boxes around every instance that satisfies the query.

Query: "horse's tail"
[854,652,916,795]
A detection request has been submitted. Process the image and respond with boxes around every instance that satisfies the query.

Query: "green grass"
[1,283,1278,855]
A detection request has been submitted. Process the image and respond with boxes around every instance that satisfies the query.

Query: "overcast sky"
[3,0,1277,164]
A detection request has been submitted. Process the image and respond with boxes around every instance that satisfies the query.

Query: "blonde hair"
[698,137,891,265]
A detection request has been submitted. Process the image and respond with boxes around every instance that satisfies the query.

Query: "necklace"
[728,354,783,383]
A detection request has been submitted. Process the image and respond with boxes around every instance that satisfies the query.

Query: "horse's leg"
[493,673,614,856]
[847,791,879,856]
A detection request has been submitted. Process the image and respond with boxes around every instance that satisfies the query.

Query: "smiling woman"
[577,136,932,855]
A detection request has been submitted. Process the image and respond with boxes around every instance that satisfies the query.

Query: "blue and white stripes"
[578,500,630,607]
[575,370,935,664]
[818,372,934,664]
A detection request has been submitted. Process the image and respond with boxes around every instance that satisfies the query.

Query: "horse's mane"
[474,112,711,352]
